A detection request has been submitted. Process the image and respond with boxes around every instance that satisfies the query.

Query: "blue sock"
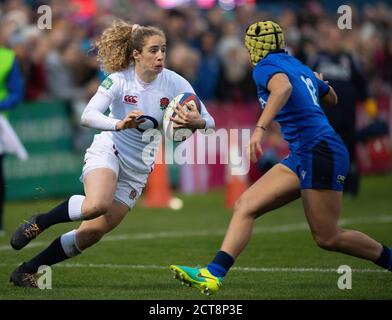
[375,245,392,271]
[207,251,234,277]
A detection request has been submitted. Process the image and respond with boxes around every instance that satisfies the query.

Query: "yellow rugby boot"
[170,265,222,296]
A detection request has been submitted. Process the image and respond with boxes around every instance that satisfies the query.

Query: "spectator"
[167,43,200,87]
[0,24,24,236]
[309,22,372,196]
[216,20,254,102]
[193,30,221,101]
[44,23,98,151]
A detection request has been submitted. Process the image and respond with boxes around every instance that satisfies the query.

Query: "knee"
[83,199,111,218]
[233,197,255,219]
[313,233,341,251]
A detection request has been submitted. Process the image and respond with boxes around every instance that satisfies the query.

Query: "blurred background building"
[1,0,391,201]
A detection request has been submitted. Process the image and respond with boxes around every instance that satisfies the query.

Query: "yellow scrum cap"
[244,21,285,65]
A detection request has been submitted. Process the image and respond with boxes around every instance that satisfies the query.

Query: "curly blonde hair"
[95,20,165,74]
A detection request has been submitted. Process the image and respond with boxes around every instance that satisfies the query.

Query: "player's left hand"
[248,128,264,163]
[313,71,329,84]
[171,102,206,129]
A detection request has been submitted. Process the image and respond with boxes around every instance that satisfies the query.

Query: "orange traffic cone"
[143,141,184,210]
[225,174,248,208]
[143,141,172,208]
[225,134,249,208]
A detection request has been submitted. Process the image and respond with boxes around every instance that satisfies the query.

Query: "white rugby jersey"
[81,66,215,173]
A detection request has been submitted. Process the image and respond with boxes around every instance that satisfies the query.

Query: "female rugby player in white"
[9,20,215,287]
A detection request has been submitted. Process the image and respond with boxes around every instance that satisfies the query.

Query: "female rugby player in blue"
[170,21,392,295]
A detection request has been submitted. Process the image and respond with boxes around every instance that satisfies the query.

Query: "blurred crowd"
[1,0,392,202]
[1,0,392,104]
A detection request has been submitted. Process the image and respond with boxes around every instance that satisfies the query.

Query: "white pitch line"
[0,240,47,251]
[0,262,387,273]
[232,266,388,273]
[0,214,391,252]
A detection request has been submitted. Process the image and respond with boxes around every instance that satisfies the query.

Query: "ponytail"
[95,19,165,74]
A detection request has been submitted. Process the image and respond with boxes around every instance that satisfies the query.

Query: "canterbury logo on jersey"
[123,95,138,105]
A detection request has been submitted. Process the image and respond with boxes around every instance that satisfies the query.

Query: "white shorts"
[80,134,149,209]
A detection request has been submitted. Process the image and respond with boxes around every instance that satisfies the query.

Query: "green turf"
[0,175,391,299]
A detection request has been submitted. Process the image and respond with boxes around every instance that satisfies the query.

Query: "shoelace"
[22,221,41,239]
[22,274,38,287]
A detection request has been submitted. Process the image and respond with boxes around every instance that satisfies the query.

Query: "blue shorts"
[281,132,349,191]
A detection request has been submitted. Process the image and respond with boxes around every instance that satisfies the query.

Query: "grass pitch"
[0,175,391,300]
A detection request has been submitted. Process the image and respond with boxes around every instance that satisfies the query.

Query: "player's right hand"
[247,128,264,163]
[115,110,145,130]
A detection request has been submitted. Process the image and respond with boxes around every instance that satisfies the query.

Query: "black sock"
[22,237,69,274]
[36,200,71,230]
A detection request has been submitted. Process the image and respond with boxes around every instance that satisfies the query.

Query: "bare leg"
[302,189,382,261]
[76,200,129,250]
[221,164,300,258]
[10,167,120,253]
[170,164,301,292]
[81,168,118,220]
[10,199,129,287]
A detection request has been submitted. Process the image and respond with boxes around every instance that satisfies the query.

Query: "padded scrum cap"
[244,21,285,65]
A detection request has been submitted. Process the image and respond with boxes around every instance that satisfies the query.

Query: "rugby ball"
[163,92,202,142]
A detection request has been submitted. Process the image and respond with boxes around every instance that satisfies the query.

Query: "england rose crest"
[160,97,170,110]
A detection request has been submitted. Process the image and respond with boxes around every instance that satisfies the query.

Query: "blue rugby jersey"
[253,50,334,151]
